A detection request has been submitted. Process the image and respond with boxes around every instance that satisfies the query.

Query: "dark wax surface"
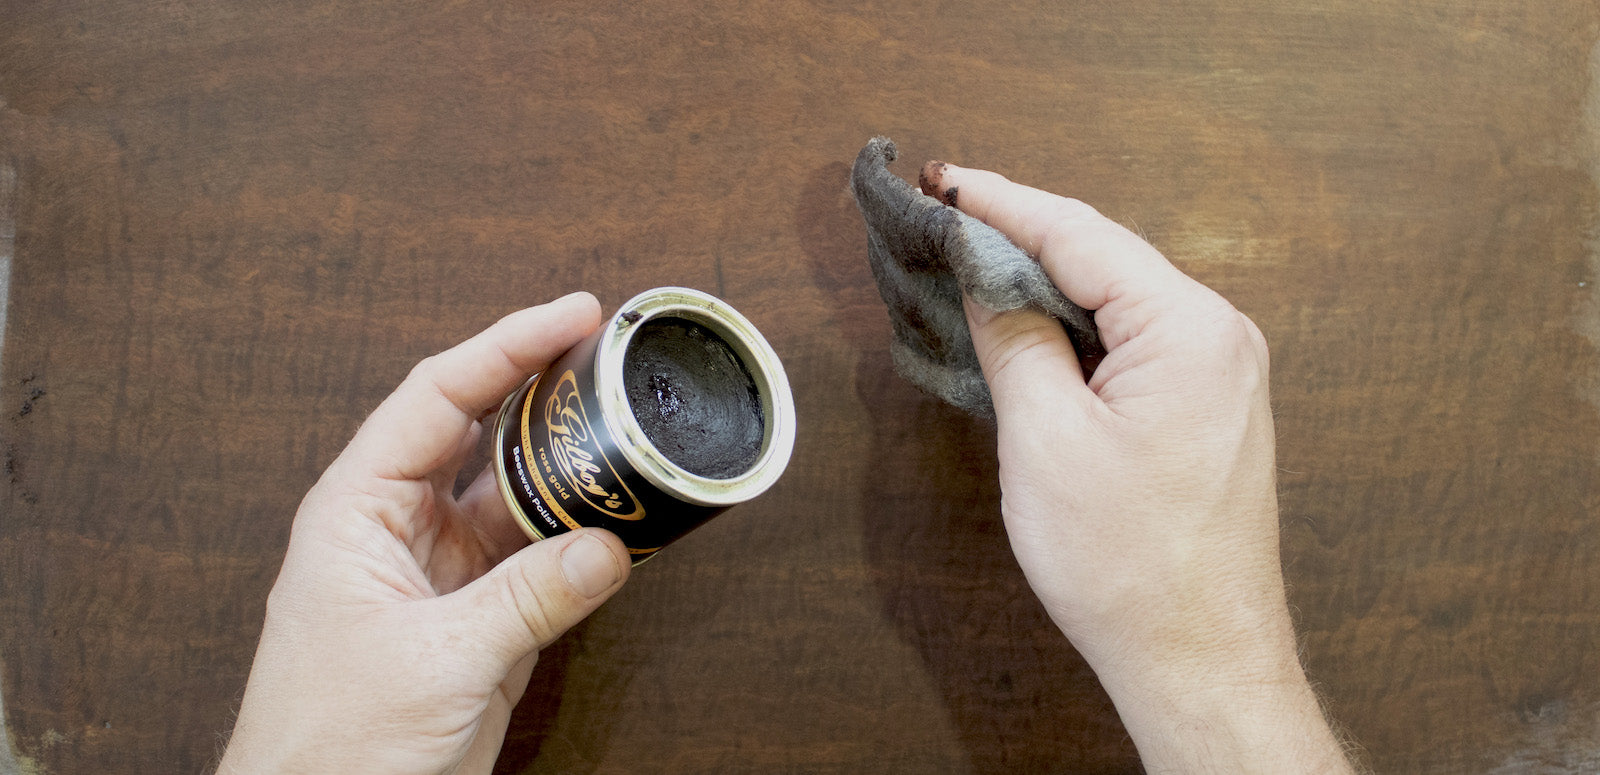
[623,317,765,479]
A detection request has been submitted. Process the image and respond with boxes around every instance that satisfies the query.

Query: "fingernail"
[562,533,622,599]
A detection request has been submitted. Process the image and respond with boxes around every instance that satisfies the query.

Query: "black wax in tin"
[496,312,768,563]
[623,317,764,480]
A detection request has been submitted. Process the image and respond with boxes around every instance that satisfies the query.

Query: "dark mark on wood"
[17,386,45,418]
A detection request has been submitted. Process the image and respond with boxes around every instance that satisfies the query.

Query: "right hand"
[926,164,1354,772]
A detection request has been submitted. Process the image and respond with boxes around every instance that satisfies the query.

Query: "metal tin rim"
[595,287,797,507]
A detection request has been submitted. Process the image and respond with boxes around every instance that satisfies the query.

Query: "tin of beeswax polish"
[492,287,797,564]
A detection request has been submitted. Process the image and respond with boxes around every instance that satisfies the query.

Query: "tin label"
[533,370,646,521]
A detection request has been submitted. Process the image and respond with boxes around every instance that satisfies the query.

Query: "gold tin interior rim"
[596,286,797,508]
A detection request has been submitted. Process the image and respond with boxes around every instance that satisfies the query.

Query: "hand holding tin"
[922,164,1356,773]
[220,293,631,775]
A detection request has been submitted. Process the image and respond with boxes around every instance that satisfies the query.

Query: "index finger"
[921,163,1196,347]
[341,291,603,482]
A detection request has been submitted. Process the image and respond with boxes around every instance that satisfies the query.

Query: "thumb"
[963,296,1097,415]
[455,528,630,665]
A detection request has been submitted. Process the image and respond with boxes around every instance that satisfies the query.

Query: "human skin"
[218,293,632,775]
[218,178,1354,773]
[925,164,1357,773]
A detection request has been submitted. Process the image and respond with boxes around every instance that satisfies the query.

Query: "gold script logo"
[544,370,645,520]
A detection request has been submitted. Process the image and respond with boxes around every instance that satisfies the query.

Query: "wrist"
[1083,618,1353,774]
[1106,666,1350,774]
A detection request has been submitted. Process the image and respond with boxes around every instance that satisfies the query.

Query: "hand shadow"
[798,160,1140,773]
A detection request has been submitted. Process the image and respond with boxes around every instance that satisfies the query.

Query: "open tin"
[492,287,796,564]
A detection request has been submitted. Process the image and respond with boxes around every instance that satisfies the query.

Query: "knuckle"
[501,564,566,647]
[1198,305,1270,392]
[981,319,1060,380]
[1144,295,1269,387]
[1215,306,1263,359]
[1047,195,1102,222]
[406,354,442,386]
[1240,315,1271,367]
[1033,197,1104,254]
[404,353,475,416]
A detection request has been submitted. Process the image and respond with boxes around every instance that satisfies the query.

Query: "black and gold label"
[530,370,645,522]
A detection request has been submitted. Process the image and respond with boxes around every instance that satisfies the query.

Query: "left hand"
[219,292,632,774]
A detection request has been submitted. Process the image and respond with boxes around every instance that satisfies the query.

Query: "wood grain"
[2,2,1598,772]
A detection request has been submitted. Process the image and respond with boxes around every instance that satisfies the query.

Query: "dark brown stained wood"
[2,2,1598,773]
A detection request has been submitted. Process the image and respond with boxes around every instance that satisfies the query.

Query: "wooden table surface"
[3,3,1599,772]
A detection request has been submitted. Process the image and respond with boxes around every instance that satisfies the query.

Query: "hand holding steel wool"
[848,136,1105,415]
[850,139,1358,773]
